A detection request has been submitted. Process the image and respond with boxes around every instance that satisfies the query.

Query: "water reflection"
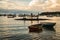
[0,17,60,40]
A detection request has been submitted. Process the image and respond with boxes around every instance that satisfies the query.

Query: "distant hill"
[39,12,60,17]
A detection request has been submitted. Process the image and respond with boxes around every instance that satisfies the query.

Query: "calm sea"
[0,16,60,40]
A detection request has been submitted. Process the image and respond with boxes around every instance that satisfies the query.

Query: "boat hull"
[28,22,56,33]
[28,24,42,33]
[28,27,42,32]
[15,19,50,21]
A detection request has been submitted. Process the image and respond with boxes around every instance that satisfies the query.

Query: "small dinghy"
[28,24,42,33]
[41,22,56,31]
[28,22,56,33]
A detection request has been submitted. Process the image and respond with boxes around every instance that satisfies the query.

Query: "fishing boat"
[14,16,55,21]
[15,18,50,21]
[28,22,56,32]
[14,17,51,21]
[42,22,56,31]
[28,24,42,33]
[7,14,16,18]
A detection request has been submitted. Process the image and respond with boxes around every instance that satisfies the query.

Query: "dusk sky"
[0,0,60,12]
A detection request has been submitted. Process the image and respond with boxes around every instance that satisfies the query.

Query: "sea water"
[0,16,60,40]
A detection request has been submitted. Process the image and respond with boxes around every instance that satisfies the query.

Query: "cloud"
[29,0,45,6]
[0,0,8,1]
[1,0,60,12]
[0,0,29,10]
[0,0,8,3]
[29,0,60,12]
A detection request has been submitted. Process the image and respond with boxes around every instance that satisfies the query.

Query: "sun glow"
[28,0,60,11]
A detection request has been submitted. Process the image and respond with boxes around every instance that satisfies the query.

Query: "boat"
[14,16,55,21]
[28,22,56,32]
[7,14,16,18]
[7,16,14,18]
[42,22,56,31]
[14,18,51,21]
[28,24,42,33]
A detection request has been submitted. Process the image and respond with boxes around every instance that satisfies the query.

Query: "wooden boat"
[7,14,16,18]
[15,18,50,21]
[28,22,56,32]
[42,22,56,31]
[28,24,42,33]
[8,16,14,18]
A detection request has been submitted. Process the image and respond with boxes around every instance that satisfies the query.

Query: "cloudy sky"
[0,0,60,12]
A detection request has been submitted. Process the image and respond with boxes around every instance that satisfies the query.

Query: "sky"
[0,0,60,12]
[0,0,31,10]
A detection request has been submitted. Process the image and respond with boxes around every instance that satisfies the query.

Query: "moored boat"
[14,18,51,21]
[42,22,56,31]
[28,22,56,32]
[28,24,42,33]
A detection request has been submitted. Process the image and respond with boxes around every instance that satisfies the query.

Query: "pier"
[14,13,51,21]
